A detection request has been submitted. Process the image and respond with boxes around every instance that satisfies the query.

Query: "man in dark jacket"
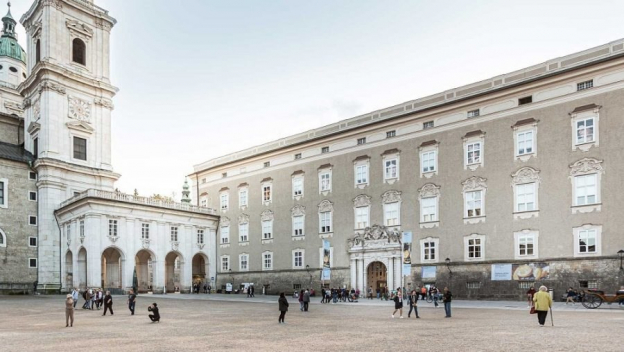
[443,287,452,318]
[102,291,113,316]
[148,303,160,322]
[303,289,310,312]
[278,293,289,324]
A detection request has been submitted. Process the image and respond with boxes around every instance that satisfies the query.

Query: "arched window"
[0,228,6,247]
[36,39,41,63]
[72,38,86,65]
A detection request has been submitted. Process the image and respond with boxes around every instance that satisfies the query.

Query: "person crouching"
[148,303,160,322]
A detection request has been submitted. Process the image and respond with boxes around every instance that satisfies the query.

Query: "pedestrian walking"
[526,286,536,308]
[97,289,103,310]
[102,291,114,316]
[420,286,427,301]
[148,303,160,322]
[303,289,310,312]
[376,287,380,299]
[368,286,373,300]
[127,289,136,315]
[298,290,304,311]
[430,285,439,307]
[250,285,255,297]
[533,286,553,327]
[278,292,289,324]
[407,290,420,318]
[65,294,74,327]
[82,289,91,309]
[443,287,452,318]
[71,287,79,308]
[392,288,404,318]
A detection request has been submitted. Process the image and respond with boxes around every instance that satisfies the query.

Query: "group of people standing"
[319,287,358,303]
[390,287,452,319]
[191,283,212,294]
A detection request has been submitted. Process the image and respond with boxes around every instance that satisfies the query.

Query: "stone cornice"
[21,0,117,29]
[34,157,120,181]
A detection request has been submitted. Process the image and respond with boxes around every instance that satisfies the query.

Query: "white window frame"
[239,253,249,271]
[382,150,400,184]
[354,163,369,188]
[238,187,248,209]
[516,130,535,157]
[319,168,332,194]
[420,237,439,263]
[571,108,600,152]
[383,202,400,227]
[569,158,603,214]
[511,167,541,219]
[28,236,37,247]
[514,230,539,260]
[573,225,602,257]
[465,190,483,218]
[221,255,230,271]
[354,206,370,230]
[383,158,399,183]
[29,215,38,226]
[29,258,37,268]
[292,249,304,269]
[293,215,304,237]
[262,251,273,271]
[220,191,229,211]
[420,149,437,178]
[197,229,205,244]
[262,220,273,240]
[292,175,304,199]
[29,191,37,202]
[0,178,7,208]
[170,226,178,242]
[462,176,487,224]
[220,226,230,244]
[261,182,273,205]
[418,184,440,228]
[515,183,537,213]
[464,234,485,262]
[0,228,6,247]
[463,132,485,170]
[420,196,438,224]
[574,174,598,206]
[141,223,149,239]
[319,211,332,234]
[239,223,249,243]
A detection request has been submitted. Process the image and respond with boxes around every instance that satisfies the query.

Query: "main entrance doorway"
[101,247,123,291]
[367,261,387,292]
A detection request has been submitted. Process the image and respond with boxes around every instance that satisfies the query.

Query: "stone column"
[122,217,134,290]
[86,215,102,288]
[388,257,394,290]
[182,225,194,292]
[358,259,365,293]
[350,257,357,289]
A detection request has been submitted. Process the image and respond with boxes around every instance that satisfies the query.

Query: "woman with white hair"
[532,285,552,326]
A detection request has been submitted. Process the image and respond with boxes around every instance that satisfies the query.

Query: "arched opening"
[101,247,123,291]
[135,250,154,293]
[77,247,87,288]
[165,251,183,293]
[35,39,40,63]
[65,250,73,289]
[367,261,387,293]
[72,38,86,65]
[192,253,209,288]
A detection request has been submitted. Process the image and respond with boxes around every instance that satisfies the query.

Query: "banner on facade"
[421,266,436,279]
[491,264,512,281]
[321,239,331,280]
[512,263,550,281]
[402,231,412,276]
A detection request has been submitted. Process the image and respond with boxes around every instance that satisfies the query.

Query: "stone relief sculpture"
[347,224,402,248]
[68,96,91,122]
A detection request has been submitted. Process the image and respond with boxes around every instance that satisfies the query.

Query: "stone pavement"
[0,294,623,352]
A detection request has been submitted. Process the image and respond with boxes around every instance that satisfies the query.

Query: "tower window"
[72,38,86,65]
[9,67,17,73]
[73,137,87,161]
[36,39,41,63]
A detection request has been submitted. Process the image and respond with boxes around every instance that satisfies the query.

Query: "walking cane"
[549,307,554,326]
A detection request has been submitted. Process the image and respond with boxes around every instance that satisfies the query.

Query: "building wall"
[0,158,38,293]
[197,55,624,298]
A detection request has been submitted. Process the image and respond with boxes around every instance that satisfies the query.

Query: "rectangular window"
[109,220,118,237]
[29,258,37,268]
[355,206,369,229]
[262,221,272,239]
[220,226,230,244]
[385,202,399,226]
[468,238,482,258]
[423,241,436,260]
[221,257,229,271]
[293,284,302,290]
[577,80,593,91]
[386,130,396,138]
[33,137,39,158]
[264,161,270,168]
[575,174,597,205]
[239,223,249,242]
[141,223,149,239]
[29,215,37,226]
[357,137,366,145]
[29,191,37,201]
[575,117,595,145]
[239,189,248,207]
[385,159,397,179]
[465,190,482,217]
[29,237,37,247]
[293,178,303,197]
[197,229,204,244]
[578,229,597,253]
[80,220,84,238]
[466,142,481,165]
[518,235,534,256]
[421,151,436,173]
[262,185,272,202]
[240,254,248,271]
[73,137,87,160]
[320,172,331,192]
[220,193,229,210]
[170,226,178,241]
[29,172,37,180]
[263,253,273,270]
[423,121,434,129]
[321,146,329,154]
[0,180,5,207]
[518,96,532,105]
[467,109,480,118]
[421,197,437,222]
[516,131,534,155]
[294,251,303,268]
[355,164,368,185]
[515,183,536,212]
[320,211,332,233]
[293,216,304,236]
[294,153,302,160]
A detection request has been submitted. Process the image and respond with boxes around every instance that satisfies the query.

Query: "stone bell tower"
[19,0,118,291]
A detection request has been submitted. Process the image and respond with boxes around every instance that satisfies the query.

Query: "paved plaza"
[1,294,623,351]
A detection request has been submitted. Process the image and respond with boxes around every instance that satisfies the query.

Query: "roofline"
[190,41,624,176]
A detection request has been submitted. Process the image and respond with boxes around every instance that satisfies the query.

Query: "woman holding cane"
[532,286,552,327]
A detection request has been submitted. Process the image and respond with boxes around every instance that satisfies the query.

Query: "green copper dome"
[0,2,26,64]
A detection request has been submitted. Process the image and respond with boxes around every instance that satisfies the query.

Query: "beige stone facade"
[192,39,624,298]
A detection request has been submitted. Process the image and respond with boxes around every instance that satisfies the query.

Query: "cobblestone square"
[1,295,623,351]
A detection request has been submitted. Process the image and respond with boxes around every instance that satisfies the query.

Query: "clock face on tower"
[68,96,92,122]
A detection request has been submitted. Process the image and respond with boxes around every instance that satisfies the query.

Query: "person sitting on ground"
[148,303,160,322]
[566,287,577,304]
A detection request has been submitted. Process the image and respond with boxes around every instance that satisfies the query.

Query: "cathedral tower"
[19,0,118,290]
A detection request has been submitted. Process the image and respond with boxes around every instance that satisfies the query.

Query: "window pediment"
[260,209,274,222]
[66,120,94,134]
[318,199,334,212]
[291,204,306,216]
[220,216,230,227]
[569,158,603,177]
[511,167,540,184]
[237,213,249,224]
[418,183,440,198]
[353,194,371,207]
[462,176,487,192]
[381,190,402,204]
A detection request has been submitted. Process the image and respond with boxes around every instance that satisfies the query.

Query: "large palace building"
[192,39,624,299]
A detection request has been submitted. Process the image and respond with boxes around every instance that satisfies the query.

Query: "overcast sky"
[10,0,624,199]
